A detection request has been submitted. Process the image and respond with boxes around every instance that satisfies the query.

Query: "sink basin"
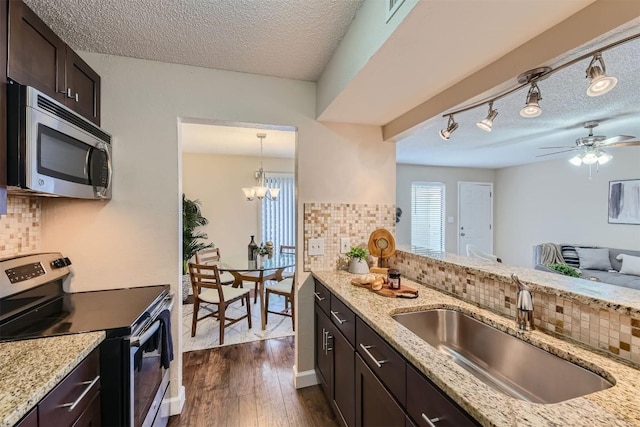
[393,309,613,403]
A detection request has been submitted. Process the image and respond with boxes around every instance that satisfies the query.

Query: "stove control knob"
[51,257,72,269]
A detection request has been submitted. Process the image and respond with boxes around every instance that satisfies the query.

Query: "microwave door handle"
[88,142,112,199]
[84,147,92,179]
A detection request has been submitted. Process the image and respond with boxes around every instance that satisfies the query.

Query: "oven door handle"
[130,319,161,347]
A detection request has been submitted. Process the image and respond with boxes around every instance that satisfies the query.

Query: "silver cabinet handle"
[314,292,326,302]
[74,92,79,102]
[60,375,100,412]
[321,328,326,351]
[359,344,387,368]
[421,414,441,426]
[330,310,346,324]
[66,87,73,98]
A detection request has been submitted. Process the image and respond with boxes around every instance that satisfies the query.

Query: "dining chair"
[195,248,234,285]
[265,273,295,331]
[277,245,295,310]
[188,262,254,345]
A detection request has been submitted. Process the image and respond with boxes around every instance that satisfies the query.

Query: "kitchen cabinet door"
[65,47,101,125]
[332,324,355,427]
[72,390,101,427]
[7,0,66,103]
[315,305,333,398]
[355,353,406,427]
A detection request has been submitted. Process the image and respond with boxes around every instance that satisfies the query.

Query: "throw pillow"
[576,248,613,271]
[561,245,580,268]
[616,254,640,276]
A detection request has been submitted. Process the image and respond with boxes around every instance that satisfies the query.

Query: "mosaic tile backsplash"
[0,196,41,258]
[390,250,640,366]
[303,203,395,271]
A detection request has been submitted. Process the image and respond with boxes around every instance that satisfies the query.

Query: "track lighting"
[439,115,458,140]
[520,83,542,118]
[476,102,498,132]
[586,53,617,97]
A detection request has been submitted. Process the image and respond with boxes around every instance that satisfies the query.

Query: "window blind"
[261,173,295,252]
[411,182,445,251]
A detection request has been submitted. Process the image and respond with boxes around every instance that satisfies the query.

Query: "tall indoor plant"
[182,194,214,300]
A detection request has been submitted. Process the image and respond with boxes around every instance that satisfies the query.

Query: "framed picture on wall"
[608,179,640,225]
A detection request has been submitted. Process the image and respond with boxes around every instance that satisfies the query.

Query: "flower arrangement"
[257,241,274,258]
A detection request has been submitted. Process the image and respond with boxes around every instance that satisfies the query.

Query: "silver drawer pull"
[421,414,441,426]
[322,328,327,352]
[330,310,346,324]
[314,292,326,302]
[60,375,100,412]
[359,344,387,368]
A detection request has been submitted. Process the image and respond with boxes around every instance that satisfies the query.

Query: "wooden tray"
[351,279,419,299]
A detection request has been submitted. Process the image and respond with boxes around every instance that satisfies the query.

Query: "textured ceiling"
[23,0,364,82]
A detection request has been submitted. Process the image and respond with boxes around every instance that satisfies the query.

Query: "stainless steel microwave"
[6,83,112,199]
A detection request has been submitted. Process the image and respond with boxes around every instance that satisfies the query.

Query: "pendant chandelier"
[242,133,280,201]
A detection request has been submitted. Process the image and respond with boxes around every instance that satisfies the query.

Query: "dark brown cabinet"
[14,348,101,427]
[355,353,405,427]
[1,0,7,214]
[7,0,101,125]
[313,277,478,427]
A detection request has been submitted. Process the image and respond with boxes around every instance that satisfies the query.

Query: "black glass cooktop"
[0,284,168,341]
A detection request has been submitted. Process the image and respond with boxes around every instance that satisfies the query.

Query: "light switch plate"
[340,237,350,254]
[308,238,325,256]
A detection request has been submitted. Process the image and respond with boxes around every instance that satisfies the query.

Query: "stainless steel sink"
[392,309,613,403]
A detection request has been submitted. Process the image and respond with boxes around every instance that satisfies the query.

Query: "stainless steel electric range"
[0,253,174,427]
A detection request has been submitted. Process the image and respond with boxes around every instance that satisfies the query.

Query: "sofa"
[533,243,640,290]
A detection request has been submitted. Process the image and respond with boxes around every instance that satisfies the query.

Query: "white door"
[458,182,493,255]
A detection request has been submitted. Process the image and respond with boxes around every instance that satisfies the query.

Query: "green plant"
[182,194,214,274]
[346,246,368,261]
[548,263,580,278]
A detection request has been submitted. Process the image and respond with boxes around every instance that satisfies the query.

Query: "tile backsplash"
[0,196,41,258]
[391,250,640,366]
[303,203,395,271]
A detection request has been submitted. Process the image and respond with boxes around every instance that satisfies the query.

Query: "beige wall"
[396,164,496,253]
[39,52,396,408]
[495,149,640,267]
[182,153,294,258]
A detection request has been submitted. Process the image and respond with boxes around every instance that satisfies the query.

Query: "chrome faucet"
[512,274,535,331]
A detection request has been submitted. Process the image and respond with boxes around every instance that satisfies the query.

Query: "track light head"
[439,116,458,140]
[586,53,617,97]
[520,83,542,118]
[477,102,498,132]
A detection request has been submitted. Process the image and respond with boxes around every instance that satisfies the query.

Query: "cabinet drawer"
[406,364,478,427]
[355,354,406,427]
[39,349,100,427]
[330,294,355,346]
[313,278,331,315]
[356,317,406,406]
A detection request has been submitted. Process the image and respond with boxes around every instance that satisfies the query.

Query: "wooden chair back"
[280,245,295,254]
[188,262,224,302]
[195,247,221,264]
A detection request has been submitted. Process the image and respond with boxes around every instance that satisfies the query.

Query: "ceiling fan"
[537,121,640,166]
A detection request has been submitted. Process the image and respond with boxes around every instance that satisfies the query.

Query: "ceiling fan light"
[582,151,598,165]
[597,151,612,165]
[477,104,498,132]
[569,155,583,166]
[439,116,458,140]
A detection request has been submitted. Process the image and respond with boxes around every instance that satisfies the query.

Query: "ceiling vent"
[386,0,407,23]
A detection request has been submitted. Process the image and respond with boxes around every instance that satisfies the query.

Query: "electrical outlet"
[308,238,325,256]
[340,237,350,254]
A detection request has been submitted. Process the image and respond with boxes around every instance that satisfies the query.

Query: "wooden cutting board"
[351,279,419,298]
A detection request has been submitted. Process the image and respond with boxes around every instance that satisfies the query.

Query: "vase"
[248,235,258,261]
[348,258,370,274]
[182,274,191,302]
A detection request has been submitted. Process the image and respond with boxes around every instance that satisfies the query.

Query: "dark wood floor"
[168,336,338,427]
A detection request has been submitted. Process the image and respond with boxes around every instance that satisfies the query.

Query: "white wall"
[396,164,496,253]
[495,149,640,267]
[40,52,396,408]
[182,153,294,258]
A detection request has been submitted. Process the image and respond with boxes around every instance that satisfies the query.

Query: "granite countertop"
[0,332,105,427]
[312,270,640,427]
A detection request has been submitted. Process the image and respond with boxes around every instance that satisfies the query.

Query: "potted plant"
[548,263,581,278]
[182,194,214,301]
[346,246,369,274]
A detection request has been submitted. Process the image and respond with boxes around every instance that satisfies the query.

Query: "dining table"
[208,253,296,330]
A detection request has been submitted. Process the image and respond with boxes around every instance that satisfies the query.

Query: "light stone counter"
[0,332,105,427]
[312,270,640,427]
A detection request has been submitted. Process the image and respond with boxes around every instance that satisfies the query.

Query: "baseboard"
[293,365,319,389]
[165,385,186,416]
